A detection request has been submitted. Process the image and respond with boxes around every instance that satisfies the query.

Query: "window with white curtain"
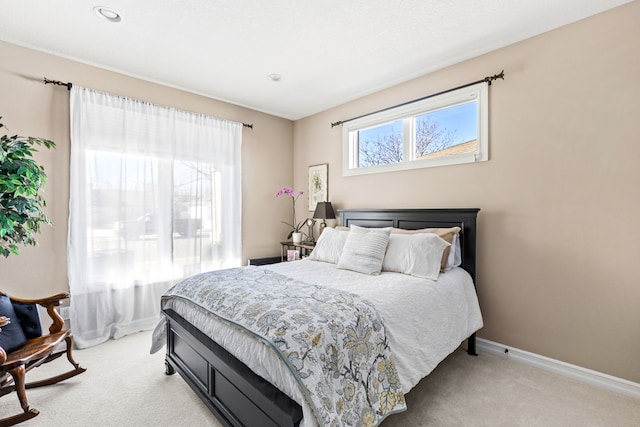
[68,87,242,348]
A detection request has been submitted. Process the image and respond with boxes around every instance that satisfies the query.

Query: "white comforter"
[152,260,483,426]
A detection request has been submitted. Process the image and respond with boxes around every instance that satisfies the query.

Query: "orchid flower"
[275,187,305,238]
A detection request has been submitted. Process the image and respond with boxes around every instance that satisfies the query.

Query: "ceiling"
[0,0,632,120]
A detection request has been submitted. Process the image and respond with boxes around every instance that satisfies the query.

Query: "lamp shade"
[312,202,335,220]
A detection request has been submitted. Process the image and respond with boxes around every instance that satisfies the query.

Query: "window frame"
[342,81,489,176]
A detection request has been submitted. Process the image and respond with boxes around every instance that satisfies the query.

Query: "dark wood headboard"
[338,208,480,282]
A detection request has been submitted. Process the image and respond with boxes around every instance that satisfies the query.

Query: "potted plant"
[0,117,56,257]
[275,187,304,243]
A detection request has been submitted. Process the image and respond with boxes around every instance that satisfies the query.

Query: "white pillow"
[382,233,450,280]
[447,232,462,269]
[336,225,392,275]
[308,227,349,264]
[391,226,461,271]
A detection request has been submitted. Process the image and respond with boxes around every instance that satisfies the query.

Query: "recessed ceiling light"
[266,74,282,82]
[93,6,122,23]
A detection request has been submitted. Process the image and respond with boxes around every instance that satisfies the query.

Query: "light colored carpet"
[2,330,639,426]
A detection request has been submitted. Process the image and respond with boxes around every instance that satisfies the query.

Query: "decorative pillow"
[0,294,28,352]
[382,233,450,280]
[449,232,462,268]
[391,226,461,271]
[308,227,349,264]
[337,225,392,275]
[11,300,42,339]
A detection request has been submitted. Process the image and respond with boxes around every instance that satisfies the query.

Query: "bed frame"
[163,208,480,427]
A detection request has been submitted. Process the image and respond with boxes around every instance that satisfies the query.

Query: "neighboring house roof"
[419,139,478,159]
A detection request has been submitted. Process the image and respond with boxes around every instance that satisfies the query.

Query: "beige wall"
[293,2,640,383]
[0,40,293,297]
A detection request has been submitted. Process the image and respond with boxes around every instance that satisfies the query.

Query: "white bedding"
[153,259,483,426]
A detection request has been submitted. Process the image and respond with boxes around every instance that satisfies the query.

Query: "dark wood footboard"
[164,309,303,427]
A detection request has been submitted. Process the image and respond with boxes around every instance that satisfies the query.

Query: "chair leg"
[9,365,29,413]
[64,335,82,370]
[0,364,40,427]
[25,335,86,389]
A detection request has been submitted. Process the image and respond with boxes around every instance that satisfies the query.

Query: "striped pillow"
[337,225,392,275]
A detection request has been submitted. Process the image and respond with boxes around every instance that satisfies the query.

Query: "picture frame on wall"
[308,163,328,211]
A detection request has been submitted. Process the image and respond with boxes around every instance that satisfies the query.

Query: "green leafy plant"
[0,117,56,257]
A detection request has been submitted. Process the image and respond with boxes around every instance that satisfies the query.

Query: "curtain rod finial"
[486,70,505,85]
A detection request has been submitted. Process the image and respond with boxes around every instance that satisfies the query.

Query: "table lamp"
[312,202,336,234]
[305,218,316,242]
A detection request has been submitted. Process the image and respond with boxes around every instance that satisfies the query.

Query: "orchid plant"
[275,187,304,239]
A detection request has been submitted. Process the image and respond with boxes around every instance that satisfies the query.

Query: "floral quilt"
[162,266,406,426]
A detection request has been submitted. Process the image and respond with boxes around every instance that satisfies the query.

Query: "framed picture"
[287,249,300,261]
[308,163,328,211]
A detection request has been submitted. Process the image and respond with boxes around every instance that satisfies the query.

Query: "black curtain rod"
[330,70,505,128]
[43,77,254,129]
[44,77,73,90]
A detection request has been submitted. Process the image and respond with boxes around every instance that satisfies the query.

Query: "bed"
[152,208,482,426]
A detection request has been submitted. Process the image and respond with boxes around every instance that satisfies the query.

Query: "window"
[88,152,222,282]
[343,82,488,175]
[69,86,242,347]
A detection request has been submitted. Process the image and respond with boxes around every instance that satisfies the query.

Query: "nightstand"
[280,241,315,261]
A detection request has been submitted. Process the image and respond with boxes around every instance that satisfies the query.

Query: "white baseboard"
[477,338,640,400]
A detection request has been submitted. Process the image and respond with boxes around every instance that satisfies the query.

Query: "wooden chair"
[0,292,86,426]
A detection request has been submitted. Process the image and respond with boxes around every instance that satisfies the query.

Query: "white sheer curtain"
[68,87,242,348]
